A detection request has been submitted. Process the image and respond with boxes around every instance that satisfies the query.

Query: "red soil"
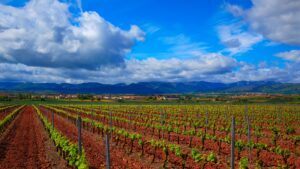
[47,106,300,168]
[40,106,157,169]
[0,106,69,169]
[0,106,17,120]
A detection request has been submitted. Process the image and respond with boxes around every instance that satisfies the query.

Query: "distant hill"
[0,81,300,94]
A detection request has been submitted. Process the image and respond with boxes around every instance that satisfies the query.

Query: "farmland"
[0,103,299,169]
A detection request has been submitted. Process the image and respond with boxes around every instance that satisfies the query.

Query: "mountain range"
[0,81,300,94]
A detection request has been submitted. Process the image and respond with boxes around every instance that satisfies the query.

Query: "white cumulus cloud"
[0,0,144,69]
[228,0,300,46]
[276,50,300,62]
[218,24,263,55]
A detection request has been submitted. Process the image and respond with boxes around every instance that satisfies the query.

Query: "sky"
[0,0,300,84]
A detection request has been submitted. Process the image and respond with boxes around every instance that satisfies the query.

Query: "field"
[0,103,299,169]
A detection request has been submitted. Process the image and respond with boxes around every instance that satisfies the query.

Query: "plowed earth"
[39,106,158,169]
[0,106,18,120]
[0,106,69,169]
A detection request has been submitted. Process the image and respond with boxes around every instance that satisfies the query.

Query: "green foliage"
[271,127,279,135]
[167,125,173,132]
[0,106,24,131]
[256,159,264,168]
[206,134,217,141]
[188,129,196,136]
[168,144,182,157]
[254,143,267,150]
[192,121,201,128]
[129,133,141,140]
[41,103,300,169]
[34,106,88,169]
[191,149,204,163]
[149,139,157,147]
[138,139,144,145]
[239,157,248,169]
[235,140,246,152]
[272,146,290,159]
[294,135,300,145]
[247,141,255,149]
[286,127,295,135]
[0,96,11,101]
[77,94,94,100]
[206,152,217,163]
[223,136,230,144]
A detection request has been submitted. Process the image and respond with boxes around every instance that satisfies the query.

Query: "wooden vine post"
[52,111,54,129]
[77,116,82,155]
[105,133,111,169]
[231,116,235,169]
[205,111,208,134]
[247,116,251,166]
[109,111,113,140]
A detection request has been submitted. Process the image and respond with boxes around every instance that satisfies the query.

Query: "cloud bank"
[0,0,239,84]
[0,53,238,84]
[0,0,300,84]
[2,58,300,84]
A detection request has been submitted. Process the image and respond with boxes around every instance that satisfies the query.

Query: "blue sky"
[0,0,300,83]
[80,0,296,63]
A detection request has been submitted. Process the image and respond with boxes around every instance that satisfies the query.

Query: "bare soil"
[0,106,70,169]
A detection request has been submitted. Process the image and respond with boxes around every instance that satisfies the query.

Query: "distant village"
[0,92,296,103]
[0,93,181,101]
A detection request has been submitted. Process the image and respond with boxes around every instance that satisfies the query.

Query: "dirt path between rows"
[40,106,157,169]
[0,106,70,169]
[0,106,18,120]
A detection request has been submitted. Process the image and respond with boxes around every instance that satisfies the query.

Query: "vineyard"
[0,103,299,169]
